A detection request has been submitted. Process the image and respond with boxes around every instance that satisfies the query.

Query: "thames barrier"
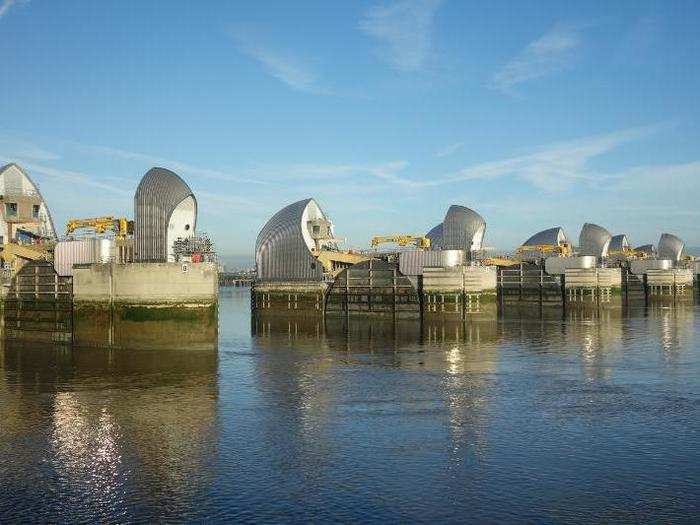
[0,163,698,346]
[251,198,697,322]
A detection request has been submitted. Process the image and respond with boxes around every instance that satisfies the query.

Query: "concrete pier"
[421,265,497,319]
[644,268,695,306]
[562,268,622,310]
[0,261,218,348]
[251,262,498,320]
[72,262,218,348]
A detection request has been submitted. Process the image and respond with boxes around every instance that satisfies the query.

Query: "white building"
[0,163,57,245]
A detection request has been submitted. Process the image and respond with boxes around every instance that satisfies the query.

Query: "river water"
[1,288,699,523]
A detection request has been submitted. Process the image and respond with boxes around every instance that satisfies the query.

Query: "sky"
[1,0,699,261]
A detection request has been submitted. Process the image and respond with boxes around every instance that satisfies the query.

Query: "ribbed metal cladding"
[578,223,612,258]
[255,198,325,282]
[134,167,196,263]
[398,249,464,276]
[657,233,685,262]
[425,223,444,249]
[522,227,568,247]
[609,234,629,252]
[441,205,486,253]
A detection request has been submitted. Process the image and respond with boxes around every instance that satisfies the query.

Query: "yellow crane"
[608,247,649,259]
[515,242,573,257]
[371,235,431,250]
[66,216,133,240]
[480,256,521,267]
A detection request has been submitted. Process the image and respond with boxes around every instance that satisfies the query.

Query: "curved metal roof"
[134,167,196,262]
[255,198,328,282]
[578,223,612,258]
[635,244,657,257]
[609,234,629,253]
[441,205,486,253]
[0,163,57,241]
[657,233,685,262]
[425,205,485,256]
[425,223,443,249]
[521,227,568,247]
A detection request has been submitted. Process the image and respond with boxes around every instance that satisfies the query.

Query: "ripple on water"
[1,295,699,522]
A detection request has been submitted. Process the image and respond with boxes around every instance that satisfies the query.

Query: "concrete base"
[74,302,218,350]
[69,262,219,349]
[422,291,497,320]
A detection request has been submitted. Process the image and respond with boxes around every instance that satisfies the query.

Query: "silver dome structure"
[521,227,568,247]
[425,205,485,256]
[134,167,197,263]
[657,233,685,262]
[579,223,612,258]
[609,234,630,253]
[256,198,336,282]
[425,223,443,248]
[518,227,570,259]
[0,163,57,243]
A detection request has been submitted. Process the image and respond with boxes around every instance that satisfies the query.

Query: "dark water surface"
[1,289,699,523]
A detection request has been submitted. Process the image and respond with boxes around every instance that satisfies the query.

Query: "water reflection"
[250,305,698,471]
[252,313,501,470]
[646,302,695,363]
[0,342,218,522]
[2,292,699,522]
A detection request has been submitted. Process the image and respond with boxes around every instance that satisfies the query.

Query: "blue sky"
[1,0,699,258]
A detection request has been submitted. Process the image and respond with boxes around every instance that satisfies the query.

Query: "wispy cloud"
[360,0,443,72]
[251,125,660,192]
[435,141,464,158]
[0,133,60,162]
[230,29,327,94]
[444,124,660,191]
[72,143,270,185]
[243,161,416,188]
[0,0,19,20]
[611,160,700,201]
[491,24,581,93]
[0,155,129,195]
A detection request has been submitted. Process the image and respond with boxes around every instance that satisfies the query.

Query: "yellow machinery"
[371,235,431,250]
[515,242,573,257]
[481,256,521,267]
[0,243,54,267]
[608,247,649,260]
[311,249,371,277]
[66,216,133,240]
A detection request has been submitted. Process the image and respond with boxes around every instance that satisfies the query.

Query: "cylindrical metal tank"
[398,249,465,276]
[544,255,597,275]
[630,259,673,275]
[54,238,115,276]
